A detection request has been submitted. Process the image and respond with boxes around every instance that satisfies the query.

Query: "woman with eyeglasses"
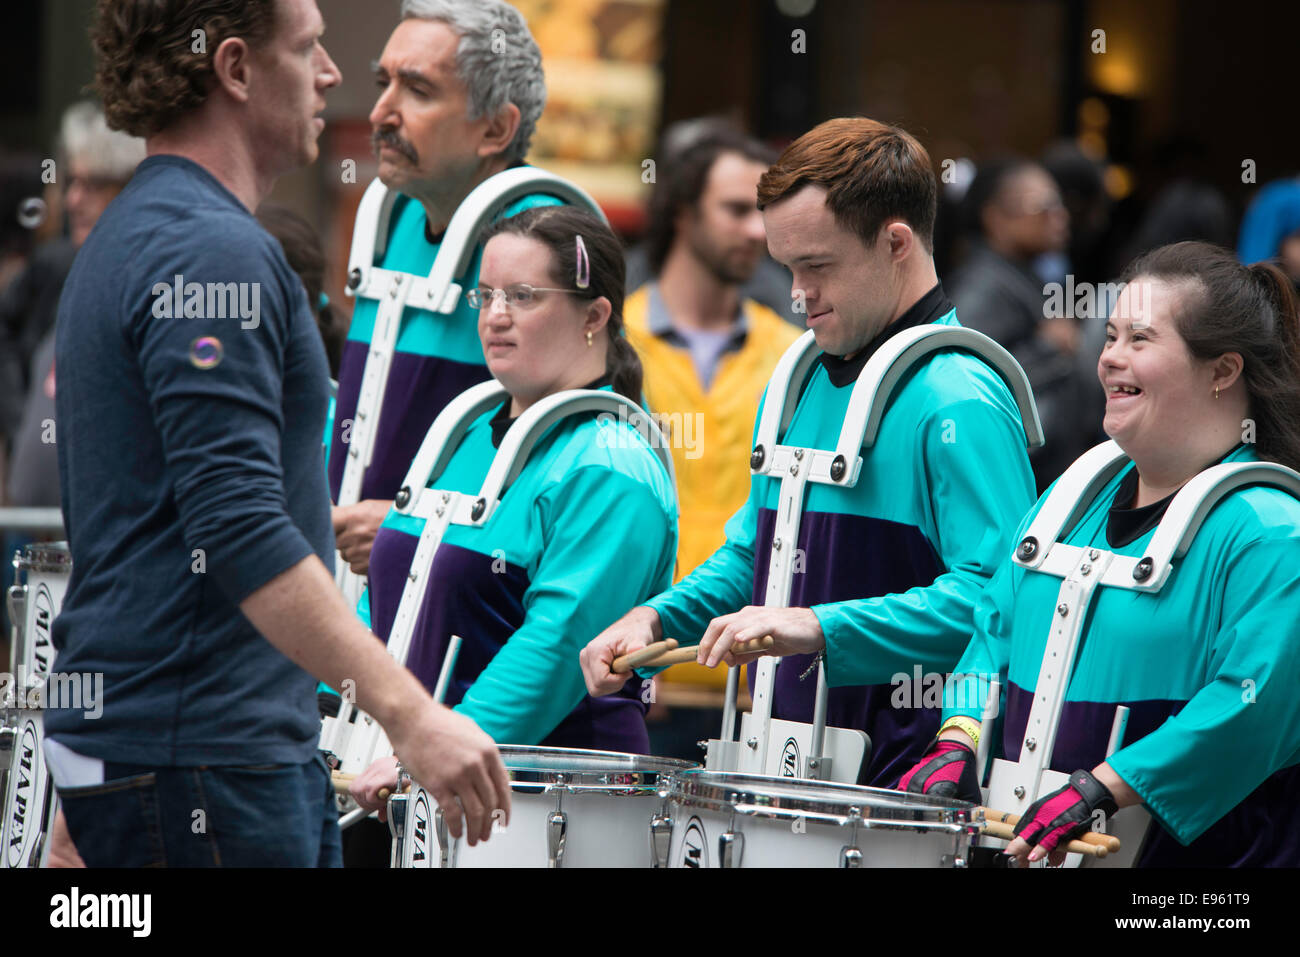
[347,205,678,815]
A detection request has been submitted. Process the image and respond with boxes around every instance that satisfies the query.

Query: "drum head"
[495,745,697,792]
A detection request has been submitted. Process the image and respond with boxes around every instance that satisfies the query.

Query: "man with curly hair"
[44,0,511,867]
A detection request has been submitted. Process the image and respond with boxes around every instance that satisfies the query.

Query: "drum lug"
[386,793,407,868]
[433,805,451,868]
[839,846,863,868]
[650,812,673,868]
[718,830,743,868]
[0,723,15,772]
[6,582,26,642]
[547,810,567,868]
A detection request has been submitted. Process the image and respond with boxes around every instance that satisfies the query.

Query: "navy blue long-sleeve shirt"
[47,156,335,766]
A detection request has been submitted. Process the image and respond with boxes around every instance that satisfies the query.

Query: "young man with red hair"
[583,118,1037,788]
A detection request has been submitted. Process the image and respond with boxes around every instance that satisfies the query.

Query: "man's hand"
[388,706,511,847]
[44,809,86,868]
[580,605,663,696]
[697,606,824,667]
[332,499,392,576]
[349,755,400,823]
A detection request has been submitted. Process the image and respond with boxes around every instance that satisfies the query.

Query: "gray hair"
[59,101,146,182]
[400,0,546,165]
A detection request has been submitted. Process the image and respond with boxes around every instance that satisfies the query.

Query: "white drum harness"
[981,439,1300,867]
[706,326,1044,784]
[322,382,674,814]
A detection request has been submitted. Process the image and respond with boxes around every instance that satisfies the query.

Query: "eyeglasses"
[466,283,589,310]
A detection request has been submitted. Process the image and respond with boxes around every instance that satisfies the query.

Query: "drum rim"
[494,744,699,792]
[667,770,982,828]
[14,542,71,575]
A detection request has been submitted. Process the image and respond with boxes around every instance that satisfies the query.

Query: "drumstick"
[612,635,776,673]
[980,806,1121,853]
[610,638,679,673]
[980,819,1106,858]
[332,770,393,801]
[646,636,776,668]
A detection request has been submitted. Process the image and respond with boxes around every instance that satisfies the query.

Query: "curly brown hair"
[92,0,278,137]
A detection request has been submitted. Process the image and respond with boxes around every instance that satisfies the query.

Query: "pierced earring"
[1214,386,1220,400]
[586,330,593,348]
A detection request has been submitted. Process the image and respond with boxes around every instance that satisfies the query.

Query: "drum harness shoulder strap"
[724,325,1043,779]
[325,385,673,789]
[984,439,1300,866]
[333,169,607,607]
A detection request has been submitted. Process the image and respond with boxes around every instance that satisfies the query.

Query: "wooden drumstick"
[980,818,1108,858]
[332,770,394,801]
[611,638,679,674]
[645,635,776,668]
[980,806,1121,853]
[612,635,776,672]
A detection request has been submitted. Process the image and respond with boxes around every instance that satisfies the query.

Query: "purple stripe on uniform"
[1001,681,1182,772]
[368,532,647,753]
[748,507,945,787]
[329,343,491,502]
[1001,680,1300,865]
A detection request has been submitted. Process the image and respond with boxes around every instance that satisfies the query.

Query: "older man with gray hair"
[328,0,563,578]
[1,102,146,505]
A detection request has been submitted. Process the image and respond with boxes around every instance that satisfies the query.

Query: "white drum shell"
[2,543,70,869]
[394,746,696,868]
[665,771,981,869]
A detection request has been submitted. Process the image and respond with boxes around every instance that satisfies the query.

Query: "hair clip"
[575,235,590,290]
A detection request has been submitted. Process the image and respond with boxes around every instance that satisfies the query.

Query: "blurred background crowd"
[3,0,1299,749]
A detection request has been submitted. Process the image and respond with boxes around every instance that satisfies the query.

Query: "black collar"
[818,283,954,388]
[489,374,614,448]
[1105,445,1245,548]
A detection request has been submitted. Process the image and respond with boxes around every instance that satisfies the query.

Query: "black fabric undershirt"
[1105,444,1245,548]
[818,282,955,389]
[489,373,614,448]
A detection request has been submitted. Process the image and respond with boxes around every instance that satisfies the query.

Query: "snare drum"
[1,543,71,869]
[664,770,982,868]
[390,746,697,868]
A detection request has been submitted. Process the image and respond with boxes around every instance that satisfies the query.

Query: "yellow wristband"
[939,716,981,751]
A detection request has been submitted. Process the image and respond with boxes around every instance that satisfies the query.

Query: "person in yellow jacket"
[627,121,802,693]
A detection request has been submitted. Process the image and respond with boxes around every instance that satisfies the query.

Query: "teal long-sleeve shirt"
[944,445,1300,864]
[644,297,1036,786]
[366,385,678,750]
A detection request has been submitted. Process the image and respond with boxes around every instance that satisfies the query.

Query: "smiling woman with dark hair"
[902,241,1300,868]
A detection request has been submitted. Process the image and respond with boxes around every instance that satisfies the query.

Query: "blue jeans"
[57,754,342,867]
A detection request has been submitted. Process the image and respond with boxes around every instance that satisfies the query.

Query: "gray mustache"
[371,128,418,164]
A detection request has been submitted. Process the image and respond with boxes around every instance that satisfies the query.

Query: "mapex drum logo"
[678,816,708,868]
[5,723,39,867]
[31,584,54,674]
[780,737,800,777]
[410,791,430,866]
